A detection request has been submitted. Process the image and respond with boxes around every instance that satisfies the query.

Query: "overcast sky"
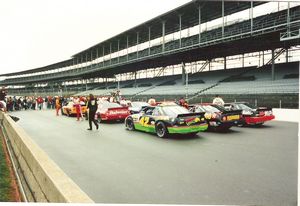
[0,0,191,74]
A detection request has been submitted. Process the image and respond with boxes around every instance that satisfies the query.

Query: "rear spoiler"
[107,106,128,110]
[177,112,205,118]
[222,109,242,115]
[257,107,272,111]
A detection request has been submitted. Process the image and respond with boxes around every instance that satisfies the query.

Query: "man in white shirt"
[212,94,225,106]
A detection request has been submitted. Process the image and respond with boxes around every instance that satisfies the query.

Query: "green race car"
[125,103,208,138]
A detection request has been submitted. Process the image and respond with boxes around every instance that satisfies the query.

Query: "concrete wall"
[0,112,94,203]
[273,108,300,123]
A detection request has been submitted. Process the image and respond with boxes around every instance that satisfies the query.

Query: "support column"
[126,36,129,61]
[271,49,275,80]
[162,21,166,53]
[85,53,88,69]
[117,40,120,63]
[224,56,227,70]
[109,43,112,65]
[250,1,253,34]
[134,72,137,88]
[148,27,151,55]
[90,50,93,69]
[287,2,290,33]
[136,32,139,58]
[96,47,99,65]
[102,46,105,65]
[286,48,289,63]
[262,50,265,65]
[258,51,261,67]
[222,0,225,38]
[179,14,182,48]
[209,60,211,71]
[242,54,245,68]
[198,5,201,43]
[182,62,186,85]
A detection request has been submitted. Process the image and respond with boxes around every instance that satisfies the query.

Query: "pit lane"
[12,109,297,205]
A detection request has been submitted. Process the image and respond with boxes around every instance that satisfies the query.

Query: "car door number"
[139,116,150,126]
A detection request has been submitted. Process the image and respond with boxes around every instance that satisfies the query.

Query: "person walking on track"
[87,94,99,130]
[55,96,61,116]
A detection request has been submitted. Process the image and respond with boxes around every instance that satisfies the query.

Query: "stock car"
[224,102,275,126]
[62,102,87,116]
[191,104,243,131]
[128,101,150,114]
[125,103,208,138]
[96,101,130,122]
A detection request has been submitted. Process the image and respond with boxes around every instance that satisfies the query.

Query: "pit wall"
[0,112,94,203]
[273,108,299,123]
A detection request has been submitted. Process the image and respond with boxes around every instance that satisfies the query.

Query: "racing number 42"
[139,116,150,126]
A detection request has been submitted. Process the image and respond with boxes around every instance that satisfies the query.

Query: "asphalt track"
[12,109,298,205]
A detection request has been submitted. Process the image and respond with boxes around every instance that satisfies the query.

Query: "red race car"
[224,102,275,126]
[96,101,130,123]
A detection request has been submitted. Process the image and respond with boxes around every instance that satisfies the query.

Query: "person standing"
[148,97,156,106]
[74,96,83,121]
[87,94,99,130]
[0,86,7,112]
[55,96,61,116]
[212,94,225,106]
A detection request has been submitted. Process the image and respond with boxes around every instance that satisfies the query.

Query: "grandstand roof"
[0,0,265,77]
[72,1,265,59]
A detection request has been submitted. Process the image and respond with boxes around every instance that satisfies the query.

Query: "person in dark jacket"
[87,94,99,130]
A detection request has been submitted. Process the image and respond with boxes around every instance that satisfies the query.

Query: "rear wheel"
[189,132,198,137]
[126,118,135,131]
[155,122,168,138]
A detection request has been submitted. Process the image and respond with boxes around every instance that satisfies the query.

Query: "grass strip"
[0,135,12,201]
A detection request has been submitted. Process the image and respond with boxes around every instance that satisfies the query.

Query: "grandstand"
[0,1,299,108]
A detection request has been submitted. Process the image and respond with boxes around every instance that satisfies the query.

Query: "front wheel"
[155,122,168,138]
[126,118,135,131]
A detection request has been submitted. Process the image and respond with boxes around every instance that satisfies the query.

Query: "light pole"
[185,71,189,100]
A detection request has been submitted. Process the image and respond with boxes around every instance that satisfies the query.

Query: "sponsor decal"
[227,115,240,121]
[109,110,128,115]
[186,117,200,126]
[204,113,212,119]
[139,116,150,126]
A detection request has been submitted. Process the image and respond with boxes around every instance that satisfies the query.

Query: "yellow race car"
[62,102,87,117]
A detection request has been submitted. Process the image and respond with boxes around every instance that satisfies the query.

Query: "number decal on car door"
[139,116,150,126]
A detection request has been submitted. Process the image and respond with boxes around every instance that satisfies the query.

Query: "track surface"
[12,110,297,205]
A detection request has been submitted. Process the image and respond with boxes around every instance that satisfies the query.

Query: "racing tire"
[189,132,198,137]
[155,122,168,138]
[255,122,264,127]
[126,118,135,131]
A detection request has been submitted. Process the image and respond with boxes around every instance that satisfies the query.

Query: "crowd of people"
[0,86,225,130]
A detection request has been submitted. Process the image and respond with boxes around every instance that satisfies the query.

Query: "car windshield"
[161,105,190,117]
[131,102,149,108]
[237,103,256,110]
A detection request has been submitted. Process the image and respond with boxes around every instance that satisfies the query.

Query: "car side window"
[152,108,161,116]
[145,108,154,115]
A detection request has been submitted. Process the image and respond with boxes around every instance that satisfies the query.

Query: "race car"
[224,102,275,126]
[128,101,150,114]
[125,103,208,138]
[191,103,243,131]
[96,101,130,122]
[62,101,87,117]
